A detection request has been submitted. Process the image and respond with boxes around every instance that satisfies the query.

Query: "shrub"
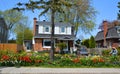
[102,49,111,56]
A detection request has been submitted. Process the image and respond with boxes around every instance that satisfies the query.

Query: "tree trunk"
[50,9,55,61]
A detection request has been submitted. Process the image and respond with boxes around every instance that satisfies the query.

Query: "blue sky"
[0,0,119,39]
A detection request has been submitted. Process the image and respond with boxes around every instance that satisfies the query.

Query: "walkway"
[0,67,120,74]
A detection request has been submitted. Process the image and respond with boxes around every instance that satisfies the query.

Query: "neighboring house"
[95,26,120,48]
[32,18,75,52]
[0,16,7,43]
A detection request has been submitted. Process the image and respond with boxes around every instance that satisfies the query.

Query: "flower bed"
[0,50,120,67]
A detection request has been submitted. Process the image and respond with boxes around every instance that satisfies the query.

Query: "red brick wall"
[33,38,43,51]
[33,39,74,52]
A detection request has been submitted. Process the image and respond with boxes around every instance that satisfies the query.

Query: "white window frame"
[60,26,66,34]
[44,26,50,33]
[43,39,51,48]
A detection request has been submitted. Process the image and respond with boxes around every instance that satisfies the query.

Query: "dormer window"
[61,26,65,33]
[44,26,50,33]
[45,27,49,32]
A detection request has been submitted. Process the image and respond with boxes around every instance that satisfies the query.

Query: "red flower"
[19,56,32,63]
[98,58,105,63]
[72,58,80,63]
[92,58,105,63]
[1,55,10,61]
[92,58,97,63]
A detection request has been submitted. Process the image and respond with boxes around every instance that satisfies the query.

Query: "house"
[32,18,75,52]
[95,21,120,48]
[0,16,7,43]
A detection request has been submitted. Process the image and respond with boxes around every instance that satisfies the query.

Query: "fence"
[87,48,109,55]
[0,43,23,52]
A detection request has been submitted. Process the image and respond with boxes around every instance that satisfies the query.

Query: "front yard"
[0,50,120,67]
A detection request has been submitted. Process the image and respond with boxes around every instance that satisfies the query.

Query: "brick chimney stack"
[33,17,37,36]
[103,20,108,47]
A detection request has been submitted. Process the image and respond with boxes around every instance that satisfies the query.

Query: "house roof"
[34,34,75,40]
[95,27,120,41]
[36,21,73,26]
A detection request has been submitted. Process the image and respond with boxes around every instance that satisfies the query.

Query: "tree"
[0,9,27,42]
[89,36,96,48]
[81,39,89,48]
[118,2,120,19]
[54,0,96,36]
[14,0,71,61]
[14,24,33,45]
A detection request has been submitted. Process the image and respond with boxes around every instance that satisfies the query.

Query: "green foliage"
[117,47,120,55]
[89,36,96,48]
[15,25,33,45]
[0,51,120,67]
[81,39,89,48]
[54,0,96,35]
[102,49,111,56]
[102,48,120,56]
[56,42,67,54]
[57,42,67,50]
[0,9,28,40]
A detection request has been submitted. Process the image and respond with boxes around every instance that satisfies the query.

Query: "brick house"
[95,21,120,48]
[32,18,75,52]
[0,16,7,43]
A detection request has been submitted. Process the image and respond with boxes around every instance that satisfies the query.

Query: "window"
[60,26,65,33]
[43,39,51,48]
[117,29,120,33]
[117,28,120,36]
[44,26,50,32]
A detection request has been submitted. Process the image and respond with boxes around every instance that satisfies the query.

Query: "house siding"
[67,27,71,35]
[38,25,43,34]
[37,25,72,35]
[55,26,59,34]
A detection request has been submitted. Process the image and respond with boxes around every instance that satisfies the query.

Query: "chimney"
[33,17,37,36]
[103,20,108,47]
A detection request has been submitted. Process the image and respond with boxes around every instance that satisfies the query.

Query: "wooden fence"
[0,43,23,52]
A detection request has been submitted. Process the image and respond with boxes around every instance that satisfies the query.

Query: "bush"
[102,49,111,56]
[116,47,120,55]
[0,50,120,67]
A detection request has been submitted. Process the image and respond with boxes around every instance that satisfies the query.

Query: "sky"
[0,0,120,39]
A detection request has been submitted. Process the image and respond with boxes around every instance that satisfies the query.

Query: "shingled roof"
[36,21,72,26]
[34,34,75,40]
[95,26,120,41]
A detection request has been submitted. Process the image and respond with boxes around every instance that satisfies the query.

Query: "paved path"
[0,67,120,74]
